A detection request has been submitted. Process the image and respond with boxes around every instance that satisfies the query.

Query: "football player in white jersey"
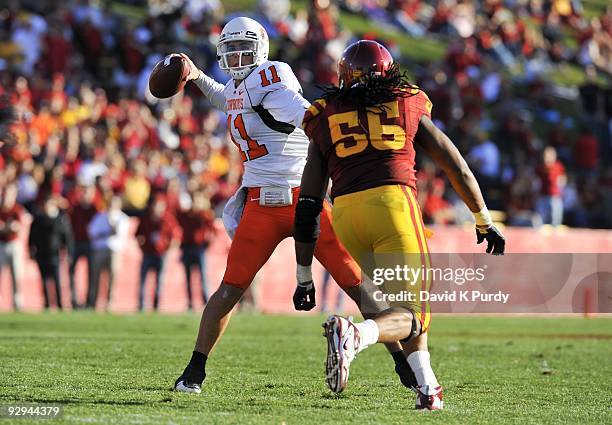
[173,17,419,396]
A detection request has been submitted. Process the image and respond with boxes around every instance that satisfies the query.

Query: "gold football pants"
[332,185,432,331]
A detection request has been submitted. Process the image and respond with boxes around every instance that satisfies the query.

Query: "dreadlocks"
[320,63,418,113]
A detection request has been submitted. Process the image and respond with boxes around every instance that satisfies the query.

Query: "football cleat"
[323,315,361,394]
[174,378,201,394]
[415,385,444,410]
[174,364,205,394]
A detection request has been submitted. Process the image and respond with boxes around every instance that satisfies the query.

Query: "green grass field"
[0,313,611,424]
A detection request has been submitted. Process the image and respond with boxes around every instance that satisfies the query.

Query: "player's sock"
[354,319,379,353]
[406,351,439,388]
[186,350,207,384]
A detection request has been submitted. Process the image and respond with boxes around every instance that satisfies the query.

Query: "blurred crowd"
[0,0,609,230]
[0,0,612,310]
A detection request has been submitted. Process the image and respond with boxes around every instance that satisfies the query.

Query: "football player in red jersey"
[294,40,505,409]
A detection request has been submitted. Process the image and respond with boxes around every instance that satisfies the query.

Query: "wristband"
[296,264,313,285]
[473,207,493,227]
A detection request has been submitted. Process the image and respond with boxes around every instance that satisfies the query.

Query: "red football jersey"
[0,205,24,242]
[302,88,432,199]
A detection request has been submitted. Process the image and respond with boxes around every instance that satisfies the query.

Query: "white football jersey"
[222,60,310,188]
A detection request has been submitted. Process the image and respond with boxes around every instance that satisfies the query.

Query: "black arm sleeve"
[294,196,324,243]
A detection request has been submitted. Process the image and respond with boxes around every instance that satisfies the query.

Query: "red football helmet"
[338,40,394,87]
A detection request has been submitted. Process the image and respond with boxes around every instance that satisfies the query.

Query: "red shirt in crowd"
[120,35,145,75]
[424,194,452,224]
[43,32,71,75]
[68,203,99,243]
[80,22,103,59]
[136,212,181,255]
[574,133,599,170]
[0,204,24,242]
[537,161,566,196]
[177,209,216,248]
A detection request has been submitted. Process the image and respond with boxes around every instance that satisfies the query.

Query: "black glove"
[293,281,316,311]
[476,225,505,255]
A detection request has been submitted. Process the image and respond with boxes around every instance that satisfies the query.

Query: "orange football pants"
[222,187,361,290]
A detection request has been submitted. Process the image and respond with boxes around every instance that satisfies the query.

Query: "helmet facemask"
[218,40,259,80]
[217,18,269,80]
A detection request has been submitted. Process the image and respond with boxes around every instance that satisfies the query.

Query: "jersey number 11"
[227,114,269,162]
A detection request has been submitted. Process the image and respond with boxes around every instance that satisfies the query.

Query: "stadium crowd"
[0,0,611,310]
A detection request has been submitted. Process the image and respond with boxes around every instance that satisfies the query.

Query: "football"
[148,54,190,99]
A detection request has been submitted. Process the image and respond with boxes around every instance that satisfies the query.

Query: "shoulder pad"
[303,99,327,121]
[417,89,433,115]
[245,61,301,93]
[302,98,327,132]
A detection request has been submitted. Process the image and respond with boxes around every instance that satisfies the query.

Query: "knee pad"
[400,310,423,343]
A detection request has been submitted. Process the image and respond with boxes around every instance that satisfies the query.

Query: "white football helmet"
[217,17,269,80]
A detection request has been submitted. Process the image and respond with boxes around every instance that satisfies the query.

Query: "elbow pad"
[294,196,324,243]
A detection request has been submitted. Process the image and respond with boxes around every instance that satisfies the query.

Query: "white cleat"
[322,315,361,394]
[174,379,202,394]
